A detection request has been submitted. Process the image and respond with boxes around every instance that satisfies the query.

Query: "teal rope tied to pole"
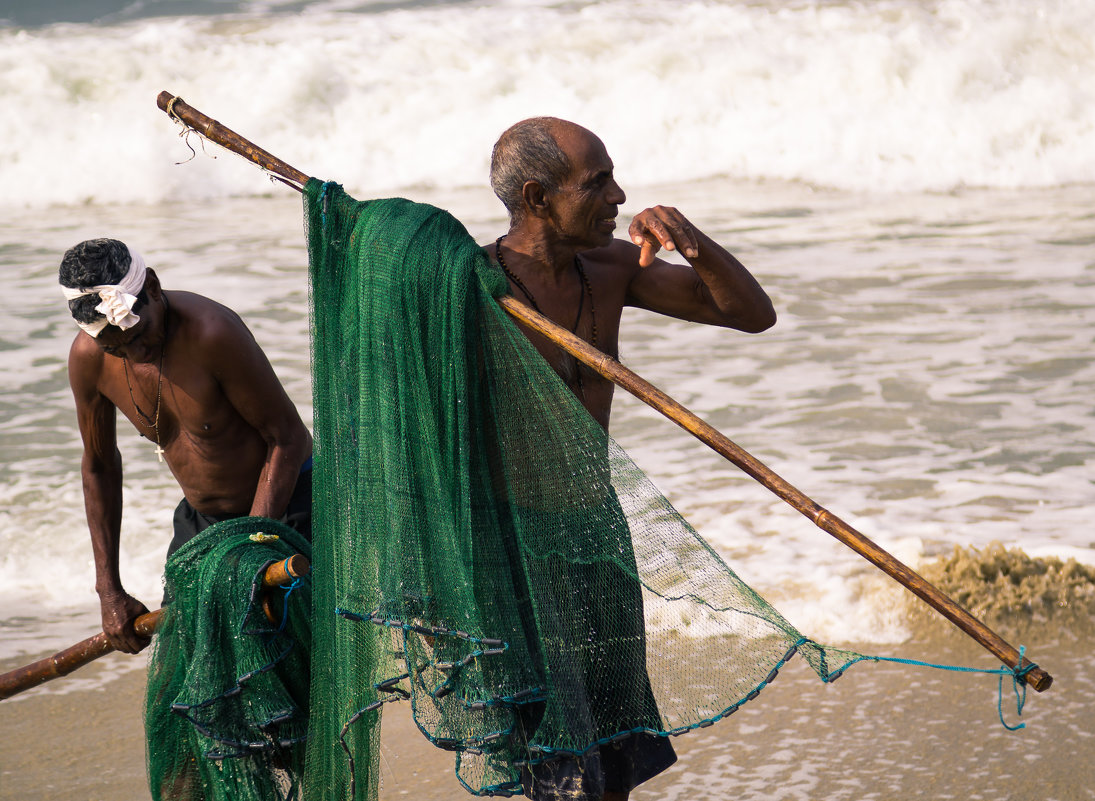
[824,644,1038,730]
[276,559,308,635]
[1000,646,1035,731]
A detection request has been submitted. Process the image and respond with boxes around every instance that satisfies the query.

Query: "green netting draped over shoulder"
[301,180,864,799]
[145,516,312,801]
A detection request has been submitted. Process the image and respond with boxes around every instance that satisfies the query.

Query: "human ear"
[521,181,550,219]
[144,269,162,300]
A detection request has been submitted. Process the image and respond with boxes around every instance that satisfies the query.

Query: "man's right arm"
[69,339,150,653]
[622,206,776,332]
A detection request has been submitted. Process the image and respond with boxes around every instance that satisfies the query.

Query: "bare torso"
[485,240,635,430]
[97,354,270,514]
[72,290,300,515]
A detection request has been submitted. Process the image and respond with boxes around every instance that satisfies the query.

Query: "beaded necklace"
[495,236,598,394]
[494,236,598,346]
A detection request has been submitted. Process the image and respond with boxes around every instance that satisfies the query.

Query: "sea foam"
[0,0,1092,208]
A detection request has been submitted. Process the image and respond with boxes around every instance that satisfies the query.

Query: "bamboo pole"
[156,93,309,188]
[150,91,1052,693]
[0,554,309,701]
[499,298,1052,692]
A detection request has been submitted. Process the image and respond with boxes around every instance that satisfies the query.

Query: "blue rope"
[999,646,1033,731]
[338,608,1039,734]
[277,567,305,634]
[318,180,334,228]
[827,645,1037,730]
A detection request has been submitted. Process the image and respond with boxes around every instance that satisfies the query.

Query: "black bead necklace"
[494,236,598,348]
[494,236,598,396]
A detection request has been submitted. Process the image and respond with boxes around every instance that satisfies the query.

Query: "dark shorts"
[509,554,677,800]
[485,494,677,800]
[518,720,676,800]
[163,464,312,602]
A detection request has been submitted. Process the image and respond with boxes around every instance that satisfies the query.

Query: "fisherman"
[59,238,313,654]
[488,116,776,432]
[486,118,776,801]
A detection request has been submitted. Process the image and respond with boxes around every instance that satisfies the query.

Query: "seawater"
[2,179,1091,656]
[0,0,1091,726]
[1,0,1093,206]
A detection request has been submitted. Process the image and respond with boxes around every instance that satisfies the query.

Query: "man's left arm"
[624,205,776,332]
[208,318,312,519]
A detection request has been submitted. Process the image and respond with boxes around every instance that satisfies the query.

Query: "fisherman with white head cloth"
[58,238,313,653]
[60,244,148,336]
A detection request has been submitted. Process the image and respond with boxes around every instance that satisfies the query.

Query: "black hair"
[58,239,133,325]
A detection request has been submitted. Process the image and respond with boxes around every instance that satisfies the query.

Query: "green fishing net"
[145,517,311,801]
[300,179,865,799]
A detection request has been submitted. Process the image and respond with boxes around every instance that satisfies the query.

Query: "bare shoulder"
[67,332,105,386]
[166,292,281,390]
[169,291,255,349]
[579,238,644,284]
[68,329,102,361]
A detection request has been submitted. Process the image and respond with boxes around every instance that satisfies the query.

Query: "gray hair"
[489,117,572,223]
[59,238,133,325]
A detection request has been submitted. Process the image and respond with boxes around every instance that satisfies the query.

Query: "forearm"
[84,451,151,652]
[248,424,312,519]
[629,206,776,332]
[82,449,125,595]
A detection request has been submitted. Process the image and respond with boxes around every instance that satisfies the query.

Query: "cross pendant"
[155,444,166,463]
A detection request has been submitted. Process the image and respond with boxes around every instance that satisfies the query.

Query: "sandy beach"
[2,632,1090,801]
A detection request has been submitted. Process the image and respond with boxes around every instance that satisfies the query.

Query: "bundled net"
[145,517,312,801]
[302,180,865,799]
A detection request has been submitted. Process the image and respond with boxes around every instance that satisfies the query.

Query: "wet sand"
[1,635,1091,801]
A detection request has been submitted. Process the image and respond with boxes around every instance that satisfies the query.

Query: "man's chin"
[570,226,616,253]
[589,228,616,249]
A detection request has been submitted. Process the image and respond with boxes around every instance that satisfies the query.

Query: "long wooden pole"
[500,299,1053,691]
[157,93,308,187]
[151,91,1052,693]
[0,554,309,701]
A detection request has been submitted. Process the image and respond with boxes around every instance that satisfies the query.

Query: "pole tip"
[1025,668,1052,693]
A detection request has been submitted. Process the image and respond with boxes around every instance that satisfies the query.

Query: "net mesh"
[145,517,311,801]
[300,179,865,799]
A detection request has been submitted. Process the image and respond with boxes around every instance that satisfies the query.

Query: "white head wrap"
[60,248,148,337]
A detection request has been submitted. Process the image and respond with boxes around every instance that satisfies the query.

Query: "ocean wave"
[909,542,1095,642]
[0,0,1093,207]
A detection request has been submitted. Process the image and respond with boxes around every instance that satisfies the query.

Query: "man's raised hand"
[629,206,700,267]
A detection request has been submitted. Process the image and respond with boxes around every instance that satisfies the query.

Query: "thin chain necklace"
[122,298,168,463]
[495,236,598,395]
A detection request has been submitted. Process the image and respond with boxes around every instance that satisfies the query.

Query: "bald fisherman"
[486,118,775,801]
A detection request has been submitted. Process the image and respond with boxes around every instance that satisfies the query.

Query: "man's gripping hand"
[629,206,700,267]
[99,589,151,654]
